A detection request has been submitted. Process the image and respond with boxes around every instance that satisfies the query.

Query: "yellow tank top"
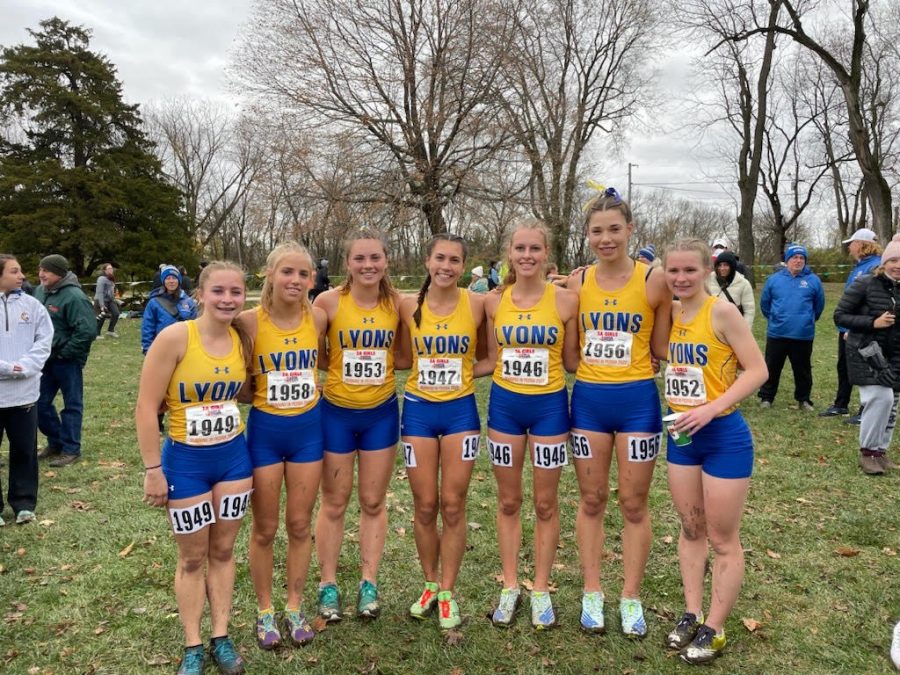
[492,284,565,394]
[406,291,477,402]
[324,292,398,409]
[666,296,738,415]
[576,262,655,383]
[251,305,320,416]
[166,320,246,445]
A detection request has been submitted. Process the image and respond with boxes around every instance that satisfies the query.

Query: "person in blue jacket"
[820,228,882,418]
[141,266,197,433]
[758,243,825,410]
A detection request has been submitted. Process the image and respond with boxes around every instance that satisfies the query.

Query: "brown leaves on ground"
[445,629,464,646]
[834,546,860,557]
[742,617,762,632]
[118,542,135,558]
[766,549,781,559]
[311,616,328,633]
[70,501,91,511]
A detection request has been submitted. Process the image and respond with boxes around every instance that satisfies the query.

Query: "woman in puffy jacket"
[706,252,755,328]
[833,235,900,475]
[141,266,198,355]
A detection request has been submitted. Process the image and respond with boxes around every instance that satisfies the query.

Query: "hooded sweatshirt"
[760,265,825,340]
[34,272,96,365]
[705,252,756,328]
[0,290,54,407]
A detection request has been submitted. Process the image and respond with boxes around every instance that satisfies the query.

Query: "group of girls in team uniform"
[135,187,766,674]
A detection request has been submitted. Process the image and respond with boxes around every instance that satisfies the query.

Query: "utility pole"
[627,163,638,204]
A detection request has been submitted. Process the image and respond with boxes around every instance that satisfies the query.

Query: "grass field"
[1,283,898,674]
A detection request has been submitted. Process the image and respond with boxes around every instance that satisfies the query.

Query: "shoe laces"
[320,584,339,605]
[439,598,453,619]
[257,610,277,633]
[418,585,437,607]
[691,624,717,648]
[531,591,551,612]
[620,598,643,623]
[182,646,204,670]
[359,580,378,604]
[285,608,307,629]
[497,588,519,614]
[211,637,240,664]
[582,592,604,615]
[675,612,699,631]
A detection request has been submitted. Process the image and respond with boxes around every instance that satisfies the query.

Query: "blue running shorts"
[321,395,400,453]
[162,434,253,500]
[570,379,662,434]
[666,409,754,479]
[246,404,324,467]
[487,383,569,437]
[401,393,481,438]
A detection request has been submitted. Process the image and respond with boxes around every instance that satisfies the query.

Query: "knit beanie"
[160,265,182,285]
[39,254,70,277]
[638,244,656,262]
[784,244,808,262]
[881,234,900,263]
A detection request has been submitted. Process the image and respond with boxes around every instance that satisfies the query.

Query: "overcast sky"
[2,0,744,226]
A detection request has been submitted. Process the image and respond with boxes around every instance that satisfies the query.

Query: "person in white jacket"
[0,255,54,526]
[706,251,755,328]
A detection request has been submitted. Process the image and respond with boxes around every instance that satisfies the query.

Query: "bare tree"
[497,0,660,266]
[234,0,513,235]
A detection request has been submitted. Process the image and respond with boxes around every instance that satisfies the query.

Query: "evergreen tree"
[0,17,193,278]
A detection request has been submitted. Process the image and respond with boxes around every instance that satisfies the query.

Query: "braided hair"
[412,233,468,328]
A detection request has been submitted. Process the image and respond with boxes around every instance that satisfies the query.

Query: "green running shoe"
[580,591,605,633]
[437,590,461,630]
[620,597,648,639]
[680,624,726,664]
[409,581,439,619]
[357,579,380,619]
[491,587,521,627]
[317,583,342,623]
[530,591,556,630]
[665,611,703,650]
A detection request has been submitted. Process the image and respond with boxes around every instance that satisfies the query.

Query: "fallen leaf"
[758,458,769,465]
[22,568,36,575]
[146,656,171,666]
[835,546,859,557]
[98,460,126,468]
[795,498,811,504]
[494,574,504,584]
[445,629,464,646]
[522,579,534,591]
[94,626,106,635]
[311,616,327,633]
[12,602,27,611]
[394,527,406,536]
[306,656,320,665]
[742,617,761,632]
[817,455,827,464]
[662,535,674,544]
[38,519,54,527]
[28,667,40,675]
[70,501,91,511]
[16,548,26,557]
[766,549,781,560]
[467,522,481,530]
[118,542,135,558]
[450,668,464,675]
[882,547,897,556]
[43,471,56,478]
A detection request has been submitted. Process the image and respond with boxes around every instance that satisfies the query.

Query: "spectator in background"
[0,255,53,526]
[94,263,120,339]
[311,258,330,301]
[34,255,96,467]
[636,244,657,267]
[151,263,166,291]
[711,238,749,277]
[178,266,193,295]
[468,265,489,293]
[488,260,500,290]
[758,244,825,411]
[820,228,881,420]
[706,251,755,328]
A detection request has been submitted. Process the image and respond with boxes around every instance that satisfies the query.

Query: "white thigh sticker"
[403,442,417,468]
[626,434,661,463]
[489,440,513,467]
[534,442,568,469]
[461,434,481,461]
[570,433,592,460]
[218,489,253,520]
[169,500,216,534]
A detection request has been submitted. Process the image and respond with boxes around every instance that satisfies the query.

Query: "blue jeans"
[37,359,84,457]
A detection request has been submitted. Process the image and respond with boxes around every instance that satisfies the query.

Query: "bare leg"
[437,432,476,591]
[667,463,707,616]
[572,429,614,593]
[284,459,322,608]
[356,446,396,582]
[249,463,285,611]
[614,432,658,598]
[489,429,526,588]
[404,436,440,583]
[530,433,566,592]
[315,451,356,584]
[703,474,750,631]
[207,477,253,638]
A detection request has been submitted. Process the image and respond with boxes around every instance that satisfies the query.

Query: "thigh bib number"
[185,402,241,446]
[267,370,316,408]
[534,441,568,469]
[219,489,253,520]
[342,350,387,385]
[489,440,513,467]
[501,348,549,386]
[627,434,661,463]
[665,366,707,406]
[169,500,216,534]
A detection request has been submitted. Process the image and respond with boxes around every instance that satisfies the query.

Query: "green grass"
[1,283,898,674]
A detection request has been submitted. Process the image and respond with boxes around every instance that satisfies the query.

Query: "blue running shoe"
[209,636,245,674]
[177,645,205,675]
[620,598,648,639]
[580,591,605,633]
[530,591,556,630]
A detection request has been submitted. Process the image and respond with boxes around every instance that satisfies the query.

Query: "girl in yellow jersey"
[565,187,672,638]
[237,243,327,650]
[660,240,767,665]
[396,234,490,630]
[484,220,580,629]
[313,228,403,622]
[135,262,252,675]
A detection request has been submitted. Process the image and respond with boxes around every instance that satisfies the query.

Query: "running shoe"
[665,611,703,650]
[680,624,726,664]
[357,579,380,619]
[177,645,206,675]
[620,597,648,639]
[891,619,900,670]
[283,608,315,646]
[759,400,772,409]
[208,636,245,674]
[530,591,556,630]
[256,608,281,650]
[580,591,605,633]
[437,590,461,630]
[491,587,521,627]
[317,583,342,623]
[409,581,439,619]
[0,515,5,527]
[15,510,36,525]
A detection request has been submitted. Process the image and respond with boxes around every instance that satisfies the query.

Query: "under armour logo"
[362,317,375,324]
[169,485,175,492]
[604,299,618,306]
[283,337,298,345]
[214,366,230,374]
[517,313,532,320]
[435,323,449,330]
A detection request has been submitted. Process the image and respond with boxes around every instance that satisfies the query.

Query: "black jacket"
[833,272,900,389]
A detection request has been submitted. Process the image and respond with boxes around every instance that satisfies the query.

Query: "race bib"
[461,434,480,461]
[185,401,241,446]
[583,330,632,367]
[416,357,462,392]
[342,349,387,385]
[501,348,549,386]
[534,442,567,469]
[570,432,592,459]
[626,434,662,463]
[169,500,216,534]
[403,442,417,468]
[489,440,513,467]
[218,489,252,520]
[266,369,316,409]
[665,365,707,406]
